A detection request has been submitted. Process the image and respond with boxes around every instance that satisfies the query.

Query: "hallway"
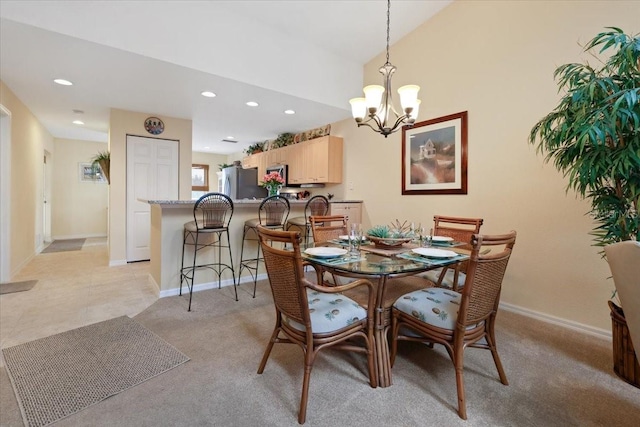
[0,238,158,368]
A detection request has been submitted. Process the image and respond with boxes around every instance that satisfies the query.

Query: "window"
[191,164,209,191]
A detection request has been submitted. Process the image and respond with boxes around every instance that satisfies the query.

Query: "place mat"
[397,252,469,266]
[0,280,37,295]
[360,243,418,257]
[40,238,86,253]
[2,316,190,427]
[303,255,365,266]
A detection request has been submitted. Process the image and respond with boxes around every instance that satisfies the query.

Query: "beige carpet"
[40,239,85,254]
[0,280,37,295]
[2,282,640,426]
[2,316,189,427]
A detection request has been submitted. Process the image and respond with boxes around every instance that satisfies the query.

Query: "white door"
[126,136,178,262]
[42,150,52,243]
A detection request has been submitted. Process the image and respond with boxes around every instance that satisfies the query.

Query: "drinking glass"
[422,228,433,247]
[349,223,362,258]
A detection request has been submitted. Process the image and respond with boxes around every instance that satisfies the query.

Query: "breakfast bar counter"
[147,198,308,297]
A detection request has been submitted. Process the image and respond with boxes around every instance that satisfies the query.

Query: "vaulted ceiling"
[0,1,451,154]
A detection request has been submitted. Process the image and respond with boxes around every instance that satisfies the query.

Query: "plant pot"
[609,300,640,388]
[97,159,110,184]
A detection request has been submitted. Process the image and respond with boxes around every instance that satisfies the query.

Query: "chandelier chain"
[385,0,391,64]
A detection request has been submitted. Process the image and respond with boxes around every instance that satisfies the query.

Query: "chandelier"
[349,0,421,137]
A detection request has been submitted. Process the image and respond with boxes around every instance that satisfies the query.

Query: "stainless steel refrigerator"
[221,166,267,199]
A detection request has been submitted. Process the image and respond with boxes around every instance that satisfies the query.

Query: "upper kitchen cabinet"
[242,152,261,169]
[243,135,343,184]
[289,136,343,184]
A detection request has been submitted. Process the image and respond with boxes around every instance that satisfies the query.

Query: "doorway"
[42,150,52,244]
[126,135,178,262]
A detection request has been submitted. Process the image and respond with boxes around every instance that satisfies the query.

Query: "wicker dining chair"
[309,214,348,244]
[256,226,377,424]
[419,215,484,291]
[308,215,349,286]
[391,231,517,420]
[286,195,330,246]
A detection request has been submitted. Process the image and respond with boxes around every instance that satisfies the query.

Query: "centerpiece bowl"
[366,235,412,248]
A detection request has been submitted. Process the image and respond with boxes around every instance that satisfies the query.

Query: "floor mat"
[2,316,190,427]
[40,238,86,253]
[0,280,37,295]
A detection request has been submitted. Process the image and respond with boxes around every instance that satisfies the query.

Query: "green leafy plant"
[529,27,640,248]
[218,163,232,171]
[244,142,264,155]
[273,132,294,148]
[366,225,390,238]
[90,150,110,184]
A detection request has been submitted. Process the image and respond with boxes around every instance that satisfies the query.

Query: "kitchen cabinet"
[330,202,362,229]
[243,135,343,184]
[242,152,261,169]
[265,145,289,166]
[290,136,343,184]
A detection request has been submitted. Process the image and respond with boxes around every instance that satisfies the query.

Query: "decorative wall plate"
[144,117,164,135]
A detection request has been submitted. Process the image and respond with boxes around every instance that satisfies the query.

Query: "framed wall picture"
[401,111,468,195]
[79,162,107,183]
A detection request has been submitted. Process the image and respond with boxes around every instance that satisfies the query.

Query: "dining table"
[301,237,469,388]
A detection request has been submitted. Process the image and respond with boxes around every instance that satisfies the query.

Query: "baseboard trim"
[159,273,268,298]
[499,301,611,340]
[51,233,107,240]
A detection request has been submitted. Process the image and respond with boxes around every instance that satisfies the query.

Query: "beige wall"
[335,0,640,332]
[0,81,54,277]
[52,138,109,239]
[108,108,192,264]
[192,151,230,194]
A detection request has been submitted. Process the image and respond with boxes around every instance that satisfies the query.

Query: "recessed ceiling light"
[54,79,73,86]
[284,110,295,115]
[226,136,235,140]
[72,120,84,125]
[201,91,216,98]
[204,146,210,150]
[246,101,259,107]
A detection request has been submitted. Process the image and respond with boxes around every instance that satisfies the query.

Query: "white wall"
[51,138,108,239]
[335,0,640,333]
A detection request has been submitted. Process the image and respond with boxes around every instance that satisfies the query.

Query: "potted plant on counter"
[528,27,639,386]
[91,150,110,184]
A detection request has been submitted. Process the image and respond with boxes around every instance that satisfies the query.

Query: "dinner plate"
[339,235,367,241]
[432,236,454,242]
[412,248,458,258]
[304,247,349,258]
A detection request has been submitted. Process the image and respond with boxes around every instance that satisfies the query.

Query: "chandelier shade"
[349,0,421,137]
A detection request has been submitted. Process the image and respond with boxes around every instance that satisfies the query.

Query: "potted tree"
[91,150,110,184]
[529,27,639,386]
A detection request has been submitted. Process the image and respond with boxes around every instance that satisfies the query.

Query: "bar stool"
[238,195,290,297]
[180,193,237,311]
[285,195,329,246]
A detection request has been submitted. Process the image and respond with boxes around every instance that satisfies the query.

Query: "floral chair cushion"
[284,289,366,334]
[393,287,463,331]
[419,268,466,290]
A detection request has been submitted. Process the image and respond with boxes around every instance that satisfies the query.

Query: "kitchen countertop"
[146,199,363,206]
